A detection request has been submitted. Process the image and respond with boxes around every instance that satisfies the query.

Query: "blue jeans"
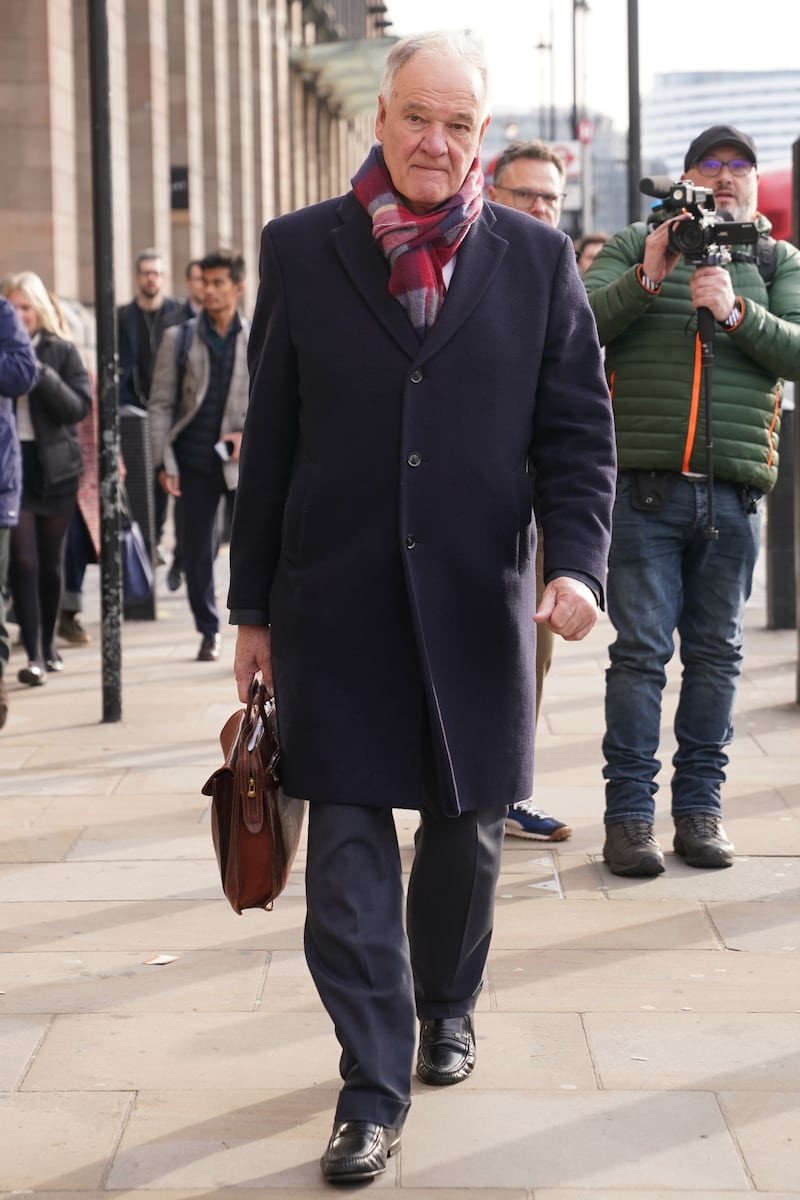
[603,474,761,825]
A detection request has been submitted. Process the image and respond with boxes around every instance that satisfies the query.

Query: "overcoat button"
[405,535,416,549]
[408,452,422,467]
[410,368,423,383]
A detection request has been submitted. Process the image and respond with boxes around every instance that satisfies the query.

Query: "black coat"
[229,194,616,815]
[25,331,91,494]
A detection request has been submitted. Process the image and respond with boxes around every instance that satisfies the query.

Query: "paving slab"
[400,1090,748,1190]
[0,858,222,903]
[0,949,269,1013]
[585,1012,800,1091]
[492,897,717,951]
[20,1011,341,1093]
[0,1014,50,1090]
[719,1091,800,1193]
[487,946,800,1012]
[0,1091,132,1191]
[0,898,305,952]
[707,898,800,952]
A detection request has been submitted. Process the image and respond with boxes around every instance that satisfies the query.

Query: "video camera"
[640,176,758,265]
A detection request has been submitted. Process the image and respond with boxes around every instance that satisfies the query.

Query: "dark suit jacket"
[229,192,616,815]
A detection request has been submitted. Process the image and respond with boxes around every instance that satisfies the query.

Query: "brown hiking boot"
[603,821,665,877]
[673,813,734,869]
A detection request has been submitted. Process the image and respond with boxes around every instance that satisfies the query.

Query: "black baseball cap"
[684,125,757,171]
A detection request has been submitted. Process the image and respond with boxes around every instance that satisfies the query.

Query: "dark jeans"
[603,474,761,825]
[176,465,227,637]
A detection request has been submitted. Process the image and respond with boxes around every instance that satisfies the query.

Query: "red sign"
[577,118,593,145]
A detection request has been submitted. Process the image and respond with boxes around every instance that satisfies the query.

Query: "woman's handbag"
[119,486,153,605]
[121,516,153,604]
[201,680,305,914]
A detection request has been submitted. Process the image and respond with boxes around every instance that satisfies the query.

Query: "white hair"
[379,29,491,119]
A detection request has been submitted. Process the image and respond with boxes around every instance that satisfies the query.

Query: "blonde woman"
[2,272,91,685]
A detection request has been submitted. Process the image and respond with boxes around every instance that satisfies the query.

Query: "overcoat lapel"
[333,193,420,359]
[332,194,508,363]
[417,208,508,364]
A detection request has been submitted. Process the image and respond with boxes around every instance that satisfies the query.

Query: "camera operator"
[584,125,800,877]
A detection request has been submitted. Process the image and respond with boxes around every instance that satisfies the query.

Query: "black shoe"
[0,677,8,729]
[166,559,182,592]
[45,653,64,673]
[18,662,46,687]
[603,821,665,877]
[320,1120,400,1183]
[416,1015,475,1086]
[674,812,734,869]
[197,633,221,662]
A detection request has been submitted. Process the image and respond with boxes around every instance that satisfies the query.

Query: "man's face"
[488,158,564,227]
[685,143,758,223]
[375,51,490,215]
[186,265,206,306]
[136,258,164,300]
[202,268,243,318]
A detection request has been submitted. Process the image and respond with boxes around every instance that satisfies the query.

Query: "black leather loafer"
[197,633,221,662]
[320,1120,400,1183]
[416,1014,475,1086]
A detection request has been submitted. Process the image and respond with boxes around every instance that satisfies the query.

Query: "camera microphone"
[639,175,676,199]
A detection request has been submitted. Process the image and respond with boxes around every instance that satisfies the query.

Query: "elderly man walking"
[229,30,616,1184]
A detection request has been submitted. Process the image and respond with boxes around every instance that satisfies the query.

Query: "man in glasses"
[488,139,566,228]
[584,124,800,877]
[488,141,573,843]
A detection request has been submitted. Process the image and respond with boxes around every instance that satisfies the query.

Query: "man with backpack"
[584,125,800,877]
[148,248,249,662]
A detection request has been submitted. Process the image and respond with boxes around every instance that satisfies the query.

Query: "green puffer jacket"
[584,215,800,493]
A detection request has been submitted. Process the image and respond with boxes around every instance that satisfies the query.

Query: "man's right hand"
[234,625,273,702]
[641,213,692,286]
[157,468,181,497]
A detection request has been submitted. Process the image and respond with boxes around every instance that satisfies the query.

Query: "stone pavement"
[1,545,799,1199]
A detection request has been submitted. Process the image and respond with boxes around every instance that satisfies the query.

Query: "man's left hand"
[534,576,599,641]
[689,265,737,322]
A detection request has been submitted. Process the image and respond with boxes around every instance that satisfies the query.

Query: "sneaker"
[0,676,8,729]
[603,821,665,877]
[58,612,91,645]
[673,813,734,869]
[505,799,571,841]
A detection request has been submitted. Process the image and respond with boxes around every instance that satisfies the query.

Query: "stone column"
[125,0,172,290]
[252,0,276,227]
[166,0,205,290]
[228,0,257,309]
[200,0,233,247]
[0,0,79,296]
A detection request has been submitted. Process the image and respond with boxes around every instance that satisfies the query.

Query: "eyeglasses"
[493,185,566,211]
[694,158,753,178]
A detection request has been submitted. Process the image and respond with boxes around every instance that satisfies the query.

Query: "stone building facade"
[0,0,392,314]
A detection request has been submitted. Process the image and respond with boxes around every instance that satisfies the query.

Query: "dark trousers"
[304,801,507,1129]
[177,466,227,637]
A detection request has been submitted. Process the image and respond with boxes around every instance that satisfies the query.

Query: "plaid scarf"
[352,144,484,338]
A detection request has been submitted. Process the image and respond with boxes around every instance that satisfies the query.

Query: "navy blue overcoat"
[229,193,616,815]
